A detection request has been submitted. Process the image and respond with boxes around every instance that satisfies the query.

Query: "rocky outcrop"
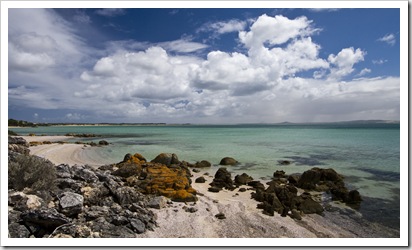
[234,173,254,186]
[297,167,362,207]
[194,160,212,168]
[151,153,179,167]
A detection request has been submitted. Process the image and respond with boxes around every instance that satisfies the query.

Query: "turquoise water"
[11,123,400,229]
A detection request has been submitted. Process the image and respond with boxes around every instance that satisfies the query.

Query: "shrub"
[8,154,57,194]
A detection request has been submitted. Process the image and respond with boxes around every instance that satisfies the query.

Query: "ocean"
[11,123,400,230]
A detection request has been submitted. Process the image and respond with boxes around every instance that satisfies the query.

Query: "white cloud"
[8,11,399,123]
[372,59,388,65]
[357,68,371,76]
[309,8,340,12]
[158,39,209,53]
[377,33,396,46]
[199,19,247,35]
[239,14,319,50]
[327,47,366,80]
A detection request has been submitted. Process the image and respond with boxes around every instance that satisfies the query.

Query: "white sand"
[22,136,110,168]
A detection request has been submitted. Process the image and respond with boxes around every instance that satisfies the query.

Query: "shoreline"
[15,135,400,238]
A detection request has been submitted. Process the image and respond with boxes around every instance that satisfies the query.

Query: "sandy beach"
[22,136,111,168]
[22,135,400,238]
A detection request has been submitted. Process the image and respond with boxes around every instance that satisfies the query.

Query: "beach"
[19,135,400,238]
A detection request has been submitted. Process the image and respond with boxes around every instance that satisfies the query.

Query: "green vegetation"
[8,154,57,200]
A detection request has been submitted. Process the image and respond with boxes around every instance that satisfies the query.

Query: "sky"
[7,6,402,124]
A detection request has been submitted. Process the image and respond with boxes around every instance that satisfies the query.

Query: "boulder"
[194,160,212,168]
[98,140,109,146]
[215,213,226,219]
[287,173,301,185]
[273,170,286,178]
[72,165,99,183]
[56,164,73,179]
[147,196,168,209]
[209,167,235,191]
[346,190,362,205]
[298,197,324,215]
[278,160,292,165]
[234,173,253,186]
[219,157,238,166]
[112,163,142,178]
[130,218,146,234]
[151,153,179,167]
[195,176,206,183]
[8,136,29,147]
[20,208,71,237]
[58,192,84,217]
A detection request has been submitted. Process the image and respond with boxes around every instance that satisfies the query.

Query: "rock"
[151,153,179,167]
[112,163,142,178]
[8,144,30,155]
[234,173,253,186]
[208,187,221,193]
[123,153,147,164]
[273,170,286,178]
[287,173,301,185]
[192,168,201,173]
[98,140,109,146]
[278,160,292,165]
[346,190,362,204]
[20,208,71,237]
[247,181,265,190]
[56,164,73,179]
[215,213,226,219]
[238,188,247,192]
[81,184,110,206]
[297,167,344,191]
[130,218,146,234]
[290,209,302,220]
[298,197,324,215]
[8,136,29,147]
[184,206,198,213]
[84,206,110,221]
[72,165,99,183]
[194,160,212,168]
[58,192,84,217]
[219,157,238,166]
[147,196,168,209]
[209,167,235,191]
[195,176,206,183]
[113,186,146,206]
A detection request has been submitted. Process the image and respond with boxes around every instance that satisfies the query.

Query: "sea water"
[11,123,400,230]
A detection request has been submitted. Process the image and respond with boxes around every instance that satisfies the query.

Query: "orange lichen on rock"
[115,153,198,202]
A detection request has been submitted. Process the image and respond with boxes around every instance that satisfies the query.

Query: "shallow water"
[12,123,400,230]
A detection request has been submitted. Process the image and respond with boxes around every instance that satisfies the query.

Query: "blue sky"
[7,6,402,123]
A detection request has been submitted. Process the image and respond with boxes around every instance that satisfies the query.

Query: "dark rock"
[20,208,71,237]
[298,197,324,215]
[208,186,221,193]
[112,163,142,178]
[58,192,84,217]
[81,183,110,206]
[84,206,110,221]
[151,153,179,167]
[290,209,302,220]
[210,167,235,191]
[55,178,83,192]
[288,173,301,185]
[234,173,253,186]
[98,140,109,146]
[184,206,198,213]
[346,190,362,204]
[297,169,322,190]
[195,176,206,183]
[113,186,146,206]
[111,215,129,226]
[130,218,146,234]
[278,160,292,165]
[247,181,265,190]
[273,170,286,178]
[8,136,29,147]
[219,157,238,166]
[238,188,247,192]
[8,144,30,155]
[192,168,201,173]
[56,164,73,179]
[194,160,212,168]
[215,213,226,219]
[72,165,99,183]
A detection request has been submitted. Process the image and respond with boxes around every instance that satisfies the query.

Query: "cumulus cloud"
[73,10,91,24]
[8,10,399,123]
[327,47,366,80]
[377,33,396,46]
